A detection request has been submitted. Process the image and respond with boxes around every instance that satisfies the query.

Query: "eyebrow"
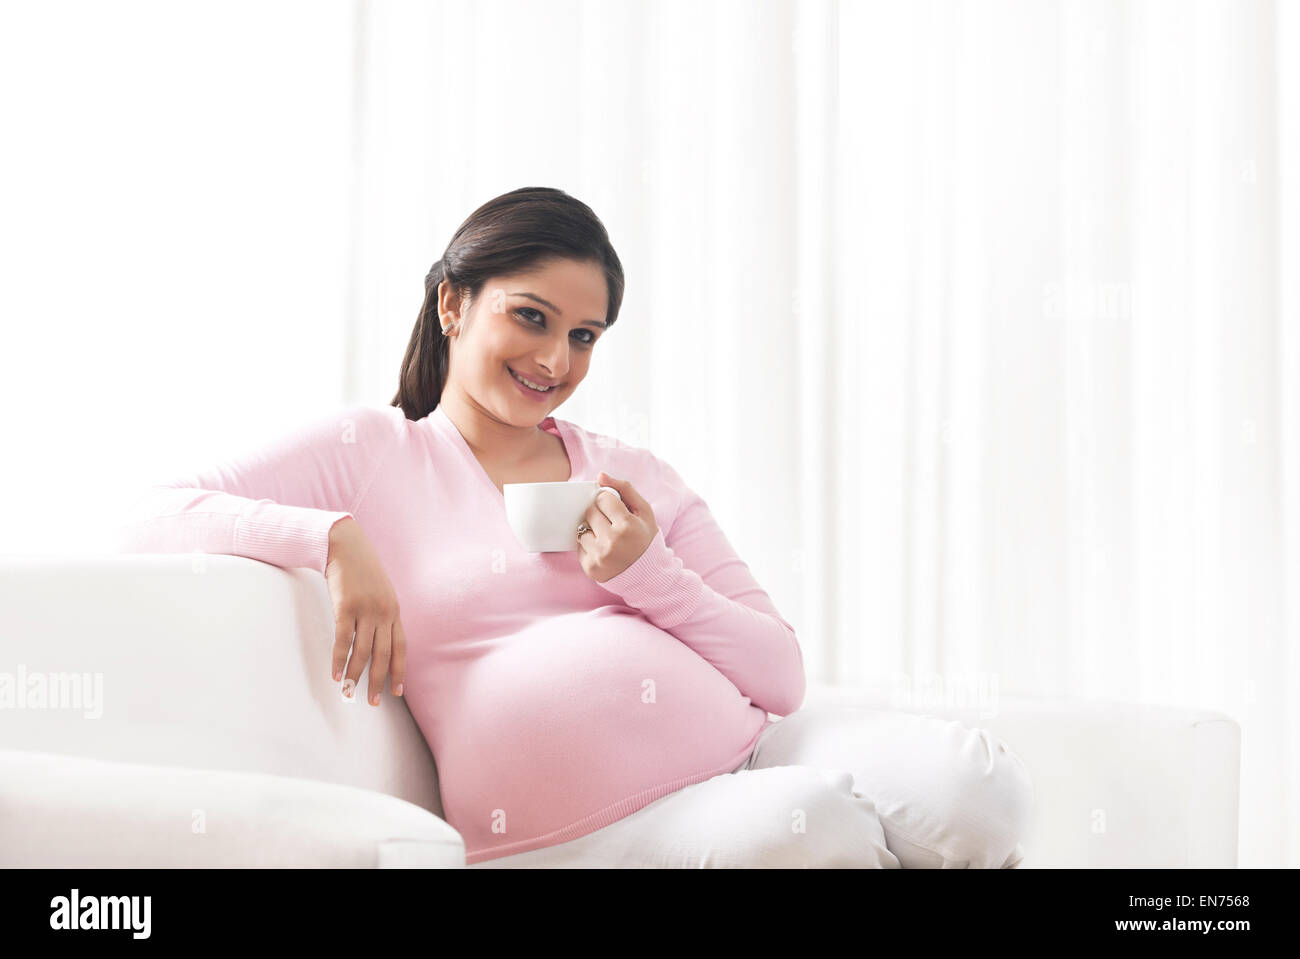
[510,292,609,328]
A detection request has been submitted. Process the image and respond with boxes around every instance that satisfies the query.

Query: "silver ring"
[576,522,592,538]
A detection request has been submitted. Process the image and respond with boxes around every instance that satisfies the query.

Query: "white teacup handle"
[595,485,622,502]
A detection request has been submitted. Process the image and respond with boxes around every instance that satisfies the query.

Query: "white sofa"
[0,553,1241,868]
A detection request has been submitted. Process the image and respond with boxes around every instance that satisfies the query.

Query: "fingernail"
[370,693,380,706]
[332,668,341,682]
[341,678,355,701]
[394,683,404,696]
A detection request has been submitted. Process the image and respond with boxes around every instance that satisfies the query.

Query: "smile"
[508,367,557,392]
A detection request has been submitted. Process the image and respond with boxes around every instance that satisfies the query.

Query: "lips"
[507,366,558,391]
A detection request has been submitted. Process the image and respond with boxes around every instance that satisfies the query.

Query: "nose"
[537,339,571,381]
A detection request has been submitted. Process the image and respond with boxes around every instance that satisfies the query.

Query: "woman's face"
[440,257,610,423]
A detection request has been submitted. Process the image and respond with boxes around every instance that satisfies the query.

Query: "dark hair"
[390,186,625,421]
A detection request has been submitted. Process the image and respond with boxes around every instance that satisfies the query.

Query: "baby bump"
[427,606,768,841]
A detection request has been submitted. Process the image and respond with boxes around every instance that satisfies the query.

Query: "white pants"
[468,705,1035,868]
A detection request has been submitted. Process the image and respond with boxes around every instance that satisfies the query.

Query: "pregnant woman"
[117,186,1033,868]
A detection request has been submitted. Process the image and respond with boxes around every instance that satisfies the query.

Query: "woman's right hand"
[324,516,407,706]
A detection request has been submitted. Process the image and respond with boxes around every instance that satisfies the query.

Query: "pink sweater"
[114,403,806,863]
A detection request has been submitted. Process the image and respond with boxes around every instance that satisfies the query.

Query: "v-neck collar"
[430,403,580,499]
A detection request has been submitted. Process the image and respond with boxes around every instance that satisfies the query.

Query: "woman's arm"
[594,458,806,718]
[112,405,404,574]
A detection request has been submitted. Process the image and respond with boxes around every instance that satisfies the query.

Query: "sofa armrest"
[0,748,465,868]
[0,554,445,822]
[799,682,1241,867]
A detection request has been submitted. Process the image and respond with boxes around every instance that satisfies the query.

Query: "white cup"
[503,481,623,552]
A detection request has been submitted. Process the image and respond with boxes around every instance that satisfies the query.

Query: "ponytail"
[390,259,451,420]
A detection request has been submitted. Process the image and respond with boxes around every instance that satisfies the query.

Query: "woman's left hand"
[577,471,660,584]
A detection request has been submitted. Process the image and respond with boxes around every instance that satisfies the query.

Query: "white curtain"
[1,0,1294,866]
[348,0,1299,868]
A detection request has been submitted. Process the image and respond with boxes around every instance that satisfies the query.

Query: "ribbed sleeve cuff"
[235,501,354,574]
[596,527,704,629]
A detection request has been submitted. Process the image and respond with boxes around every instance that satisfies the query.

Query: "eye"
[513,307,597,345]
